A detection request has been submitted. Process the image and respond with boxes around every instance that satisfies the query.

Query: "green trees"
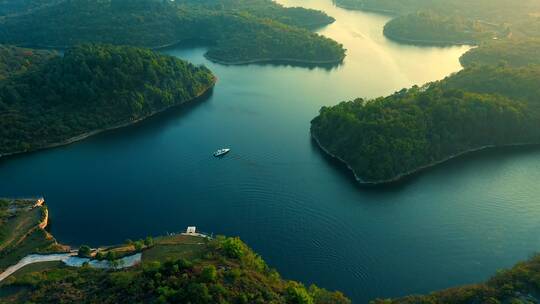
[0,44,215,156]
[383,11,498,45]
[200,265,217,283]
[78,245,91,258]
[335,0,540,47]
[0,0,345,64]
[2,235,351,303]
[287,283,314,304]
[220,237,246,259]
[105,251,117,261]
[460,39,540,68]
[311,64,540,183]
[0,45,55,80]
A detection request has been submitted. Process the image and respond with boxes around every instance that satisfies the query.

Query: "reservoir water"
[2,0,540,302]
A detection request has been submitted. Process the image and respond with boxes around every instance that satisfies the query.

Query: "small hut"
[186,226,197,234]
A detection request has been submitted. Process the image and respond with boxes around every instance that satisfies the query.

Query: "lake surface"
[2,0,540,302]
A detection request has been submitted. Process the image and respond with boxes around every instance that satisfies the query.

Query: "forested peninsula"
[0,44,216,157]
[0,198,350,304]
[311,45,540,184]
[0,0,346,65]
[309,0,540,184]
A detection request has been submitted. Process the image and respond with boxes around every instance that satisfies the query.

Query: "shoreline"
[18,43,345,66]
[332,2,399,16]
[311,131,539,185]
[383,30,477,46]
[203,53,345,66]
[0,78,216,160]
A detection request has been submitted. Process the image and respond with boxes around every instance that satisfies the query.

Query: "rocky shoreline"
[311,131,538,185]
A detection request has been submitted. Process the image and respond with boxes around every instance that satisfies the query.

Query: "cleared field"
[0,230,56,272]
[142,234,208,263]
[0,207,42,252]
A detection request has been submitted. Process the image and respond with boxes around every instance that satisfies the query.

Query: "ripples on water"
[1,0,540,303]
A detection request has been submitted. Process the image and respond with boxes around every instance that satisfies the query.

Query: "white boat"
[213,148,230,157]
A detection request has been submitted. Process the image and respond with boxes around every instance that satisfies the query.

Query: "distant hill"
[383,10,506,45]
[0,0,346,65]
[335,0,540,44]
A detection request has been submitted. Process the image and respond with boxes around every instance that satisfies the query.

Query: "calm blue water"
[2,0,540,303]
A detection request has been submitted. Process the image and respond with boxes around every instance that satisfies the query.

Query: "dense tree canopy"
[0,236,351,304]
[311,64,540,183]
[0,0,346,65]
[0,45,54,80]
[460,38,540,68]
[442,64,540,104]
[0,44,215,156]
[383,11,504,45]
[311,0,540,183]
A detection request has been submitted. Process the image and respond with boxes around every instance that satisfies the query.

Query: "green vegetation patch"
[1,261,65,284]
[0,230,57,272]
[0,207,42,251]
[0,45,55,80]
[0,0,345,65]
[383,11,504,45]
[461,38,540,68]
[335,0,540,46]
[0,235,351,304]
[0,199,59,272]
[311,64,540,184]
[0,43,215,156]
[143,235,208,263]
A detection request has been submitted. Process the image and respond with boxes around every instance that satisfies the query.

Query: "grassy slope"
[0,234,351,303]
[142,235,207,263]
[0,199,62,272]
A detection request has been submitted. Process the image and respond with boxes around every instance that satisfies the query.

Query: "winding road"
[0,253,74,282]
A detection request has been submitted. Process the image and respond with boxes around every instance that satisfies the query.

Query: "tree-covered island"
[0,44,216,157]
[0,0,346,65]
